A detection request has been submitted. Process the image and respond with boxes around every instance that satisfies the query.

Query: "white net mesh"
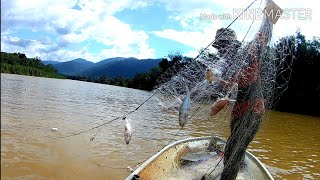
[151,0,295,178]
[153,5,294,127]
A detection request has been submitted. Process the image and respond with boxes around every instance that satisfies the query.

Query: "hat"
[212,28,241,49]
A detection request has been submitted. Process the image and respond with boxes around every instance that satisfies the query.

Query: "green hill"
[1,52,64,79]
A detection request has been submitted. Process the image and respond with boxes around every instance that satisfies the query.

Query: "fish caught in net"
[56,0,295,178]
[153,1,294,131]
[152,0,295,178]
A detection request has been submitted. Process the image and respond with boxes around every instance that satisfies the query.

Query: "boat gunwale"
[125,136,274,180]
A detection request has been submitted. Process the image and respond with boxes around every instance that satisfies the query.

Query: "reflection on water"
[1,73,320,180]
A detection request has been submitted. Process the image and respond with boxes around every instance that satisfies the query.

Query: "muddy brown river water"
[1,73,319,180]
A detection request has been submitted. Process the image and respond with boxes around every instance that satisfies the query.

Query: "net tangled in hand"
[153,12,294,127]
[152,0,295,178]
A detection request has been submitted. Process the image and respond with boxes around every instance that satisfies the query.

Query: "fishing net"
[154,4,294,118]
[152,0,295,179]
[56,0,295,179]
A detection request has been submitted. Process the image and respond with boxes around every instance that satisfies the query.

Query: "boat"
[125,136,273,180]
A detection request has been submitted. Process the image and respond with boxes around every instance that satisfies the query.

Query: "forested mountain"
[44,57,160,78]
[42,61,60,65]
[82,58,162,78]
[94,57,132,66]
[52,58,95,75]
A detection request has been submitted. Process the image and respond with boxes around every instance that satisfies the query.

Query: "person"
[211,1,274,179]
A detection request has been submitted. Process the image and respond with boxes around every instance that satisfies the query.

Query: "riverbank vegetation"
[1,52,64,79]
[275,32,319,117]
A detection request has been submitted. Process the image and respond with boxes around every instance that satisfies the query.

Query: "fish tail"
[185,85,191,97]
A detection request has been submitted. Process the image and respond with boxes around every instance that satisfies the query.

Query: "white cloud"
[1,33,154,63]
[153,0,319,51]
[152,19,223,50]
[153,29,204,48]
[184,49,200,57]
[1,36,51,59]
[99,42,154,60]
[151,0,263,50]
[83,16,149,47]
[1,0,155,61]
[156,0,243,13]
[1,0,319,62]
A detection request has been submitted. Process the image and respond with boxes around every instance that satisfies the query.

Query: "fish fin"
[176,96,183,104]
[225,97,236,103]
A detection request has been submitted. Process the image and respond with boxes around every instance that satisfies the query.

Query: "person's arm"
[236,0,276,87]
[254,0,275,50]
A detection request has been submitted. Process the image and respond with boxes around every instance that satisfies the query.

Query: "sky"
[1,0,319,62]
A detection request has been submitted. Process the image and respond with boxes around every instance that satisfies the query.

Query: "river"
[1,73,319,180]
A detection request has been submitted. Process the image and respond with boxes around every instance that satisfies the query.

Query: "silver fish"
[124,118,132,145]
[179,86,191,127]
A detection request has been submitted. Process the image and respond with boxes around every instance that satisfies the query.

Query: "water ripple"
[1,74,320,180]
